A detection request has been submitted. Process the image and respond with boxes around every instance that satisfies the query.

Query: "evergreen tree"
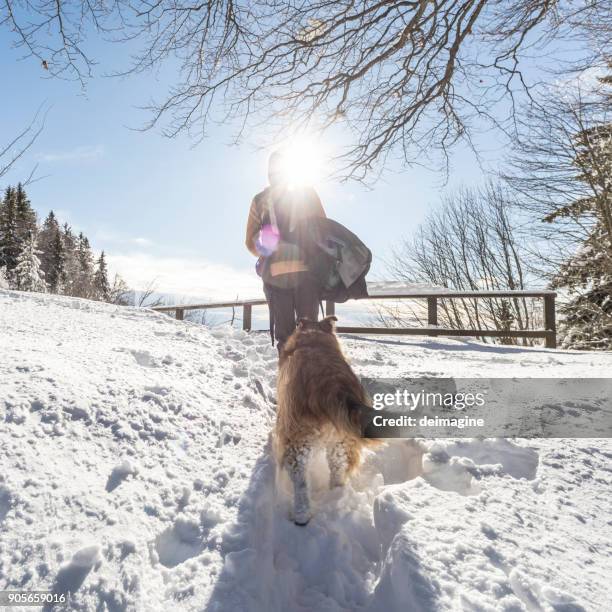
[93,251,111,301]
[0,186,19,272]
[1,188,127,302]
[0,266,9,289]
[38,211,60,283]
[554,237,611,350]
[46,230,66,293]
[14,183,37,242]
[73,232,95,298]
[551,75,612,350]
[13,233,46,292]
[61,222,79,295]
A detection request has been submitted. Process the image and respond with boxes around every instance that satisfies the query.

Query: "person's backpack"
[296,217,371,303]
[257,187,321,290]
[257,188,371,300]
[257,241,306,289]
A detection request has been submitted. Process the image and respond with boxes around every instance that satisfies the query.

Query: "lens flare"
[256,224,280,256]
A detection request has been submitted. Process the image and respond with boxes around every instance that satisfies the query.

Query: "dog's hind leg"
[284,443,313,526]
[327,439,360,488]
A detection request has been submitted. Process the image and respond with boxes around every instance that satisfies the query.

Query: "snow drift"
[1,289,611,611]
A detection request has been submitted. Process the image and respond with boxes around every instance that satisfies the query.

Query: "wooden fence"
[153,289,557,348]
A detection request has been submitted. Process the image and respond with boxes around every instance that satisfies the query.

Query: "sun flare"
[274,137,325,186]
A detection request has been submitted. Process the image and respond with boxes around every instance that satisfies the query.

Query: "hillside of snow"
[1,289,611,611]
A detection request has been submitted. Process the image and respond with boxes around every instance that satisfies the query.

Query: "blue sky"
[0,29,506,301]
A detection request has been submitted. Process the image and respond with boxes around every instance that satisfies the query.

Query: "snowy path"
[1,290,611,611]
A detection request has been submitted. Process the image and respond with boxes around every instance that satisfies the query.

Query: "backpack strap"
[268,290,275,346]
[267,191,279,231]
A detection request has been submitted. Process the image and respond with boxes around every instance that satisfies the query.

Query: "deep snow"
[1,289,611,611]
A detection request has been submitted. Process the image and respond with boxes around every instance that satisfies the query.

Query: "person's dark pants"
[264,274,320,354]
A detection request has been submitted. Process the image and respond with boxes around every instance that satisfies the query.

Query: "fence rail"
[152,289,557,348]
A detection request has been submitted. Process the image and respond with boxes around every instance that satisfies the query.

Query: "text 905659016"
[0,591,68,607]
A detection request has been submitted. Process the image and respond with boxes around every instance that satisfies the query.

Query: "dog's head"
[297,315,338,335]
[280,315,342,365]
[280,316,339,362]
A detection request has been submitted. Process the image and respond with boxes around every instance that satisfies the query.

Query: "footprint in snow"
[127,349,158,368]
[422,451,481,496]
[141,392,165,407]
[232,363,248,377]
[154,518,206,568]
[0,486,12,522]
[144,385,170,396]
[418,439,540,497]
[223,347,246,362]
[441,439,539,480]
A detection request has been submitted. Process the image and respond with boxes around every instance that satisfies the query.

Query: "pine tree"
[0,190,109,300]
[38,211,60,283]
[73,232,95,298]
[554,239,611,350]
[93,251,111,301]
[13,233,46,292]
[0,266,9,289]
[14,183,37,243]
[551,75,612,350]
[61,223,79,295]
[0,186,19,272]
[1,188,123,301]
[46,230,66,293]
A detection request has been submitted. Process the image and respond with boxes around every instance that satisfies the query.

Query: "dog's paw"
[293,509,311,526]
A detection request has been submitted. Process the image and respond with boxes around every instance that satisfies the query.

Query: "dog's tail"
[345,400,383,447]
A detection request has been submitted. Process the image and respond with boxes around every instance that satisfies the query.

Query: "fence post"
[243,304,252,332]
[325,301,336,317]
[427,297,438,335]
[543,295,556,349]
[175,308,184,321]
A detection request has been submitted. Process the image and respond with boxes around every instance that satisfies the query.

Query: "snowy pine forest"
[0,184,128,303]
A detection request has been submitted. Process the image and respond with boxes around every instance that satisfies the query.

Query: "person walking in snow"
[245,150,326,354]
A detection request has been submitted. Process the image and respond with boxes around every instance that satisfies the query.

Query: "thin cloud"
[130,237,153,247]
[93,231,154,249]
[38,145,105,163]
[106,252,263,302]
[105,252,386,325]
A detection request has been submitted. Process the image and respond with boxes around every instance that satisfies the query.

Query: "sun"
[275,137,324,186]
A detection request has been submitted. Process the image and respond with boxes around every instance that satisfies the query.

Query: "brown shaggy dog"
[274,315,377,525]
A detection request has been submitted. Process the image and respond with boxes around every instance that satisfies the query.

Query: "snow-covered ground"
[1,289,611,611]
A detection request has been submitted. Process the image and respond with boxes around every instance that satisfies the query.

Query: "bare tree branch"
[136,277,163,307]
[2,0,610,177]
[0,105,47,182]
[503,74,612,280]
[383,182,539,344]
